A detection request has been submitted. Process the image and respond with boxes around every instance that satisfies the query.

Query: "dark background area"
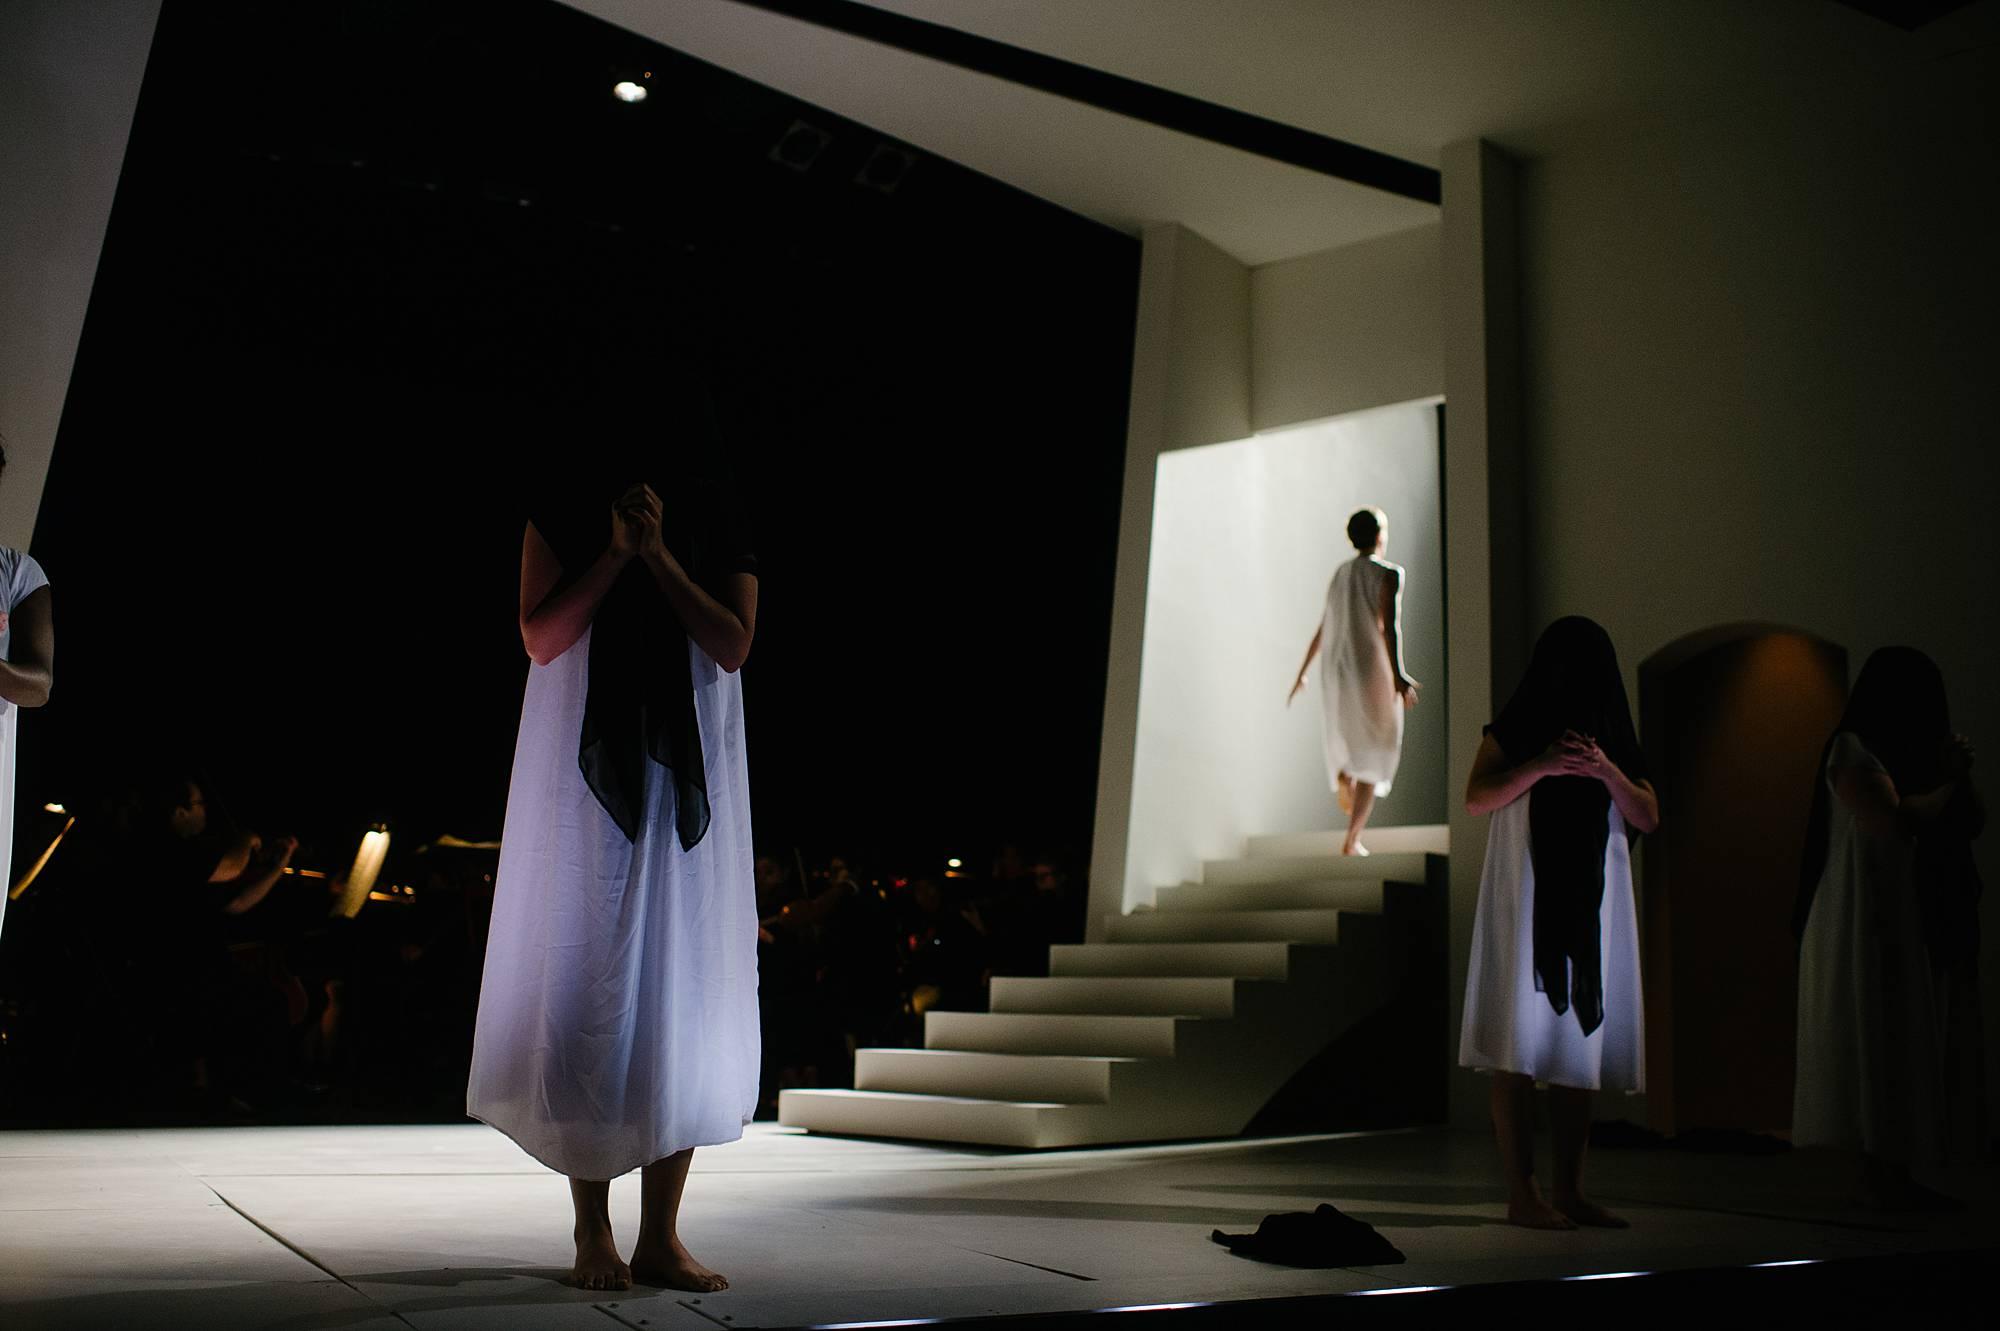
[20,0,1138,875]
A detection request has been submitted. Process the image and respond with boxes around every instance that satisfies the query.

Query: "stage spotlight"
[855,142,915,194]
[336,824,391,919]
[946,858,962,868]
[612,80,647,103]
[770,119,832,173]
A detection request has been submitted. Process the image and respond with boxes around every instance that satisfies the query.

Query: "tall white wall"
[0,0,163,548]
[1252,223,1441,433]
[1088,224,1253,940]
[1515,48,2000,1127]
[1088,221,1444,937]
[1122,403,1443,910]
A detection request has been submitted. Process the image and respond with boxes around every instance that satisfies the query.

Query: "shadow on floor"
[821,1195,1277,1226]
[1168,1181,1502,1206]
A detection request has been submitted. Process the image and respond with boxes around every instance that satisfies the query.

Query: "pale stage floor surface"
[1,1121,1993,1329]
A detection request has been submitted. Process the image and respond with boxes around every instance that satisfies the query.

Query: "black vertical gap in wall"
[1435,399,1449,743]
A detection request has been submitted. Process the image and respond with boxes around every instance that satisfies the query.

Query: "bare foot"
[1507,1195,1577,1230]
[1341,841,1370,857]
[631,1236,729,1293]
[1554,1194,1629,1228]
[572,1227,632,1291]
[1336,773,1354,815]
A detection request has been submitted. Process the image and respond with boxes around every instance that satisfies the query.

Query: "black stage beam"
[725,0,1444,204]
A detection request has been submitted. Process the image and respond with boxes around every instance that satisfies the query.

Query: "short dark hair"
[1346,507,1384,551]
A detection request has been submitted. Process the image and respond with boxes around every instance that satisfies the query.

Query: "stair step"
[855,1047,1125,1102]
[1048,940,1298,979]
[925,1010,1183,1057]
[778,1088,1069,1149]
[1153,879,1385,913]
[1202,851,1431,887]
[1246,824,1449,858]
[1105,908,1348,944]
[990,975,1239,1017]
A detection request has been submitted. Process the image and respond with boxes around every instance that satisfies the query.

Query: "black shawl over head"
[1488,616,1646,1036]
[1792,647,1975,962]
[527,419,755,852]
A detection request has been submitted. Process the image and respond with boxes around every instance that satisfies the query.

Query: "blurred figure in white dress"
[1792,646,1983,1209]
[1288,506,1417,855]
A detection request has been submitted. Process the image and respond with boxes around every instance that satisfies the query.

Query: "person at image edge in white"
[0,438,56,954]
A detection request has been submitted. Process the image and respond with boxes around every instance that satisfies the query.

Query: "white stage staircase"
[779,824,1449,1148]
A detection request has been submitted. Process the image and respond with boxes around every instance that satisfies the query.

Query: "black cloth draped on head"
[525,416,756,852]
[1487,616,1646,1037]
[1792,647,1976,964]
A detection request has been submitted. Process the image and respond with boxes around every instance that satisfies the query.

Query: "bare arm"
[1598,761,1661,834]
[1379,568,1417,702]
[1832,765,1902,841]
[1287,625,1323,705]
[1834,727,1989,843]
[211,830,259,882]
[1560,732,1660,833]
[640,553,757,674]
[217,836,297,916]
[0,585,53,707]
[1837,763,1978,843]
[625,484,757,673]
[518,521,633,667]
[1467,730,1659,832]
[1465,732,1552,816]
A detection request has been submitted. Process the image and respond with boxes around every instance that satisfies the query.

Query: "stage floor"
[1,1120,1993,1329]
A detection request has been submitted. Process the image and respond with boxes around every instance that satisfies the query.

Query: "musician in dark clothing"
[135,777,298,1109]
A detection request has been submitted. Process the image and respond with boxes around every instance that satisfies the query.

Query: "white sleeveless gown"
[1458,798,1645,1092]
[467,628,760,1180]
[1319,554,1404,794]
[1793,731,1942,1161]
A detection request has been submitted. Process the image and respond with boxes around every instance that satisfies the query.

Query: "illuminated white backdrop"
[1123,399,1444,910]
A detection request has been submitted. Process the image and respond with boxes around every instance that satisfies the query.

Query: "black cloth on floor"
[1210,1203,1405,1267]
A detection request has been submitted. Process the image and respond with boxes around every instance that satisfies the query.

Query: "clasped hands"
[1541,729,1613,782]
[609,483,669,565]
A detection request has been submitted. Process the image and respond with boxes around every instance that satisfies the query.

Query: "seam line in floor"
[203,1182,420,1329]
[958,1248,1097,1281]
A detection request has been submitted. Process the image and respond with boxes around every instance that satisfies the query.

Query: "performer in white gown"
[0,441,57,949]
[1792,646,1982,1208]
[1288,507,1417,855]
[468,453,759,1294]
[1458,616,1658,1230]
